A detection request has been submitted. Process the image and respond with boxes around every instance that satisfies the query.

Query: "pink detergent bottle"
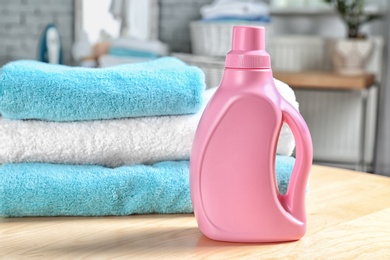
[190,26,313,242]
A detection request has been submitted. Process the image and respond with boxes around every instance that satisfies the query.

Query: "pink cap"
[225,26,271,69]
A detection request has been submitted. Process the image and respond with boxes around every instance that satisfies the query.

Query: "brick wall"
[159,0,212,53]
[0,0,215,66]
[0,0,74,66]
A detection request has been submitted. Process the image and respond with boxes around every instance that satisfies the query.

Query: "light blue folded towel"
[108,47,159,58]
[0,156,295,217]
[0,57,205,121]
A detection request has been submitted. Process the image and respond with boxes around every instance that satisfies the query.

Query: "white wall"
[81,0,120,44]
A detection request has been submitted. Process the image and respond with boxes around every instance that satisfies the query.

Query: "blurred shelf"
[273,71,375,90]
[270,6,385,16]
[270,7,334,16]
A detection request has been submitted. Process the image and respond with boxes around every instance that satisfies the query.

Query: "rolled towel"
[0,81,298,167]
[0,156,295,217]
[0,57,205,121]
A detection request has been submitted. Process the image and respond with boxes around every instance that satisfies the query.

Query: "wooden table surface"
[1,165,390,259]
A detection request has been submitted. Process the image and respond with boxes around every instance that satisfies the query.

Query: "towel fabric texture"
[0,156,295,217]
[0,57,205,121]
[0,80,298,167]
[0,57,301,218]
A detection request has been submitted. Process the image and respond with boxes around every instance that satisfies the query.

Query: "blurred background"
[0,0,386,66]
[1,0,390,175]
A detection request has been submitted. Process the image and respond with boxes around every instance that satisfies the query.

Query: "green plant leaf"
[322,0,381,38]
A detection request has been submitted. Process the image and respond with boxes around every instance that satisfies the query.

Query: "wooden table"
[1,165,390,259]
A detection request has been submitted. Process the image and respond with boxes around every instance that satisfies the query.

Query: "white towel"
[201,0,270,20]
[0,80,298,168]
[98,54,150,68]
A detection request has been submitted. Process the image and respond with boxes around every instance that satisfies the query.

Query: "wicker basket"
[190,20,271,57]
[172,52,224,88]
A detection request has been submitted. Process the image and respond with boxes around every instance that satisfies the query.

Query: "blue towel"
[0,57,205,121]
[202,16,271,22]
[108,47,159,58]
[0,156,295,217]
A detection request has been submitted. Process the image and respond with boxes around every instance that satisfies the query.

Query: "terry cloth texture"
[0,57,205,121]
[0,80,298,167]
[0,156,296,217]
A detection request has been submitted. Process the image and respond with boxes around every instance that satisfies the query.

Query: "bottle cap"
[225,26,271,69]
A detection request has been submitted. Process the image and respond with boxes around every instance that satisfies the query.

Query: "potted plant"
[324,0,381,75]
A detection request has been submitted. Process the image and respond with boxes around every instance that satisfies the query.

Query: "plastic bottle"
[190,26,313,242]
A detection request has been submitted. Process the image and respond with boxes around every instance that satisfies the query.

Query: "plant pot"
[329,39,374,75]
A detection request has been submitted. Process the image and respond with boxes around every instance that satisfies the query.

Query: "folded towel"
[108,47,159,58]
[98,54,150,68]
[0,81,298,167]
[202,16,271,22]
[274,79,299,156]
[0,156,295,217]
[0,57,205,121]
[111,38,169,56]
[201,0,270,20]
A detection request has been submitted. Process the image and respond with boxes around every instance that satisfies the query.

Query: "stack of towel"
[200,0,271,22]
[0,57,298,217]
[99,38,169,68]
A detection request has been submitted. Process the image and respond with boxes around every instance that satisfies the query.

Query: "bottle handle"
[280,99,313,223]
